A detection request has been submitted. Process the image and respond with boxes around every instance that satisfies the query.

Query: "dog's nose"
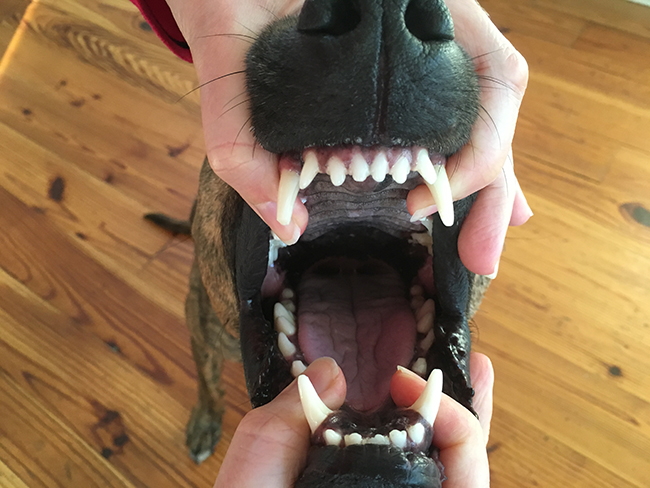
[297,0,454,41]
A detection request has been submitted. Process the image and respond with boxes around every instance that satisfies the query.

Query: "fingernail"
[410,205,437,223]
[486,261,499,280]
[396,365,423,380]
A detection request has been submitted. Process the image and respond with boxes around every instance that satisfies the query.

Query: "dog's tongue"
[297,258,417,412]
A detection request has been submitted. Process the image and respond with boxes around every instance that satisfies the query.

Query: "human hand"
[166,0,531,271]
[213,354,494,487]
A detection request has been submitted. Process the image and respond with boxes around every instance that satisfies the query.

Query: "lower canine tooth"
[291,360,307,377]
[424,165,454,227]
[297,375,333,434]
[299,150,320,190]
[327,156,346,186]
[277,168,300,226]
[351,153,370,182]
[278,332,296,358]
[324,429,342,446]
[389,430,408,449]
[344,433,363,446]
[407,424,425,445]
[410,369,443,427]
[370,152,389,182]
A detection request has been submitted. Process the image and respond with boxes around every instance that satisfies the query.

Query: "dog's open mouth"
[236,143,479,487]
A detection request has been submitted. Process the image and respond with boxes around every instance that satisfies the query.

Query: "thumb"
[214,358,346,488]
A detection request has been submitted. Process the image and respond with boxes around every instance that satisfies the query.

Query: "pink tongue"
[297,258,417,412]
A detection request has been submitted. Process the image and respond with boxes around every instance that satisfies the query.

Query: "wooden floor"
[0,0,648,486]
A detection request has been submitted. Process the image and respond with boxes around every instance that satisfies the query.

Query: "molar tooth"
[327,156,346,186]
[278,332,296,358]
[414,148,438,185]
[389,430,408,449]
[344,433,363,446]
[365,434,390,445]
[277,168,301,226]
[275,315,296,336]
[407,424,425,445]
[297,375,333,434]
[280,288,295,300]
[390,155,410,184]
[370,152,389,182]
[410,285,424,297]
[424,165,454,227]
[281,300,296,313]
[416,312,434,335]
[324,429,342,447]
[350,152,370,182]
[299,150,320,190]
[412,358,427,376]
[409,369,443,427]
[291,360,307,377]
[416,299,435,322]
[420,330,435,351]
[411,296,425,311]
[274,302,295,325]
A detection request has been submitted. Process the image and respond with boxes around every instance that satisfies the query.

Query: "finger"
[444,0,528,202]
[214,358,346,488]
[457,150,518,276]
[468,352,494,444]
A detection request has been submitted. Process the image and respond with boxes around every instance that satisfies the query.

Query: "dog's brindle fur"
[150,0,493,482]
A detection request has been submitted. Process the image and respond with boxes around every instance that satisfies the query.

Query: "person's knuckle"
[503,47,529,98]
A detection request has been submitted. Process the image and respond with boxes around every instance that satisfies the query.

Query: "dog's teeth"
[324,429,342,446]
[370,152,389,182]
[365,434,390,445]
[414,148,438,185]
[277,168,300,226]
[297,375,333,434]
[299,150,320,190]
[416,311,434,334]
[412,358,427,376]
[390,155,411,184]
[291,360,307,377]
[410,285,424,297]
[280,288,295,300]
[281,300,296,313]
[411,296,425,311]
[420,330,435,351]
[344,433,363,446]
[275,315,296,336]
[278,332,296,358]
[350,152,370,182]
[416,299,435,322]
[274,302,295,326]
[389,429,408,449]
[407,424,425,445]
[409,369,443,427]
[327,156,346,186]
[424,165,454,227]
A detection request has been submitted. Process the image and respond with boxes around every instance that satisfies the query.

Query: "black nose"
[297,0,453,41]
[246,0,478,154]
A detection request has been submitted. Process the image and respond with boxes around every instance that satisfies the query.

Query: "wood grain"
[0,0,649,487]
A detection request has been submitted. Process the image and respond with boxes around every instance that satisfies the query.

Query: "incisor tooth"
[327,156,346,186]
[297,375,333,434]
[390,155,410,184]
[370,152,389,182]
[324,429,342,446]
[410,369,443,426]
[291,360,307,377]
[365,434,390,445]
[275,315,296,336]
[412,358,427,376]
[415,149,438,185]
[424,165,454,227]
[407,424,425,445]
[351,153,370,182]
[299,150,320,190]
[389,430,407,449]
[344,433,362,446]
[278,332,296,358]
[277,169,300,226]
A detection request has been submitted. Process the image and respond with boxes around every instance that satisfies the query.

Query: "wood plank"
[0,0,30,59]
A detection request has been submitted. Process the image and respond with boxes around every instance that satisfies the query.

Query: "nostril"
[404,0,454,42]
[298,0,361,36]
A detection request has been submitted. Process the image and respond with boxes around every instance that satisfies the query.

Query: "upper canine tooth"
[299,150,320,190]
[327,156,346,186]
[409,369,443,427]
[278,332,297,358]
[350,153,370,182]
[297,375,333,434]
[424,165,454,227]
[370,152,389,182]
[415,149,438,185]
[277,168,300,226]
[390,155,410,184]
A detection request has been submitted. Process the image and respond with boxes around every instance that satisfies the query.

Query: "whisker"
[233,115,253,149]
[477,75,516,93]
[219,98,251,119]
[197,33,257,44]
[177,70,246,102]
[222,91,248,110]
[478,104,501,145]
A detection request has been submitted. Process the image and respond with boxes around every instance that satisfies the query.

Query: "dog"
[148,0,491,486]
